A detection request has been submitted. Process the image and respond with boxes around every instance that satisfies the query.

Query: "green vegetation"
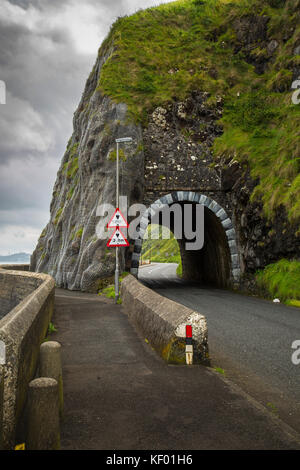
[75,227,83,239]
[101,285,116,299]
[43,321,58,342]
[134,142,144,154]
[70,226,83,241]
[39,228,47,239]
[48,322,58,335]
[63,143,79,179]
[67,182,77,200]
[286,299,300,308]
[54,207,63,225]
[108,148,127,161]
[98,272,129,303]
[214,366,225,375]
[176,258,183,277]
[256,259,300,304]
[141,224,181,264]
[266,402,278,415]
[97,0,300,222]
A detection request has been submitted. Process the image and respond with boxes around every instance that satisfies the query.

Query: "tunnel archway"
[130,192,241,287]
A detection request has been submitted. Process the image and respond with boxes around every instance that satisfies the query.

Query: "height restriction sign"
[107,227,129,247]
[107,208,128,228]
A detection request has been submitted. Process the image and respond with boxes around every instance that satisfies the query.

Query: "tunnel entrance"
[177,206,231,287]
[130,192,240,287]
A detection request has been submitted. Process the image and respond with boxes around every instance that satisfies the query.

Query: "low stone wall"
[0,264,30,272]
[0,269,55,449]
[0,269,40,320]
[121,275,208,364]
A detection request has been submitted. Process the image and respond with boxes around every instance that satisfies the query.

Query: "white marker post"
[186,325,193,365]
[0,340,6,365]
[114,137,132,303]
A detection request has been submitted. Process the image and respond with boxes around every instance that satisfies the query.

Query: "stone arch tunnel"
[130,191,241,288]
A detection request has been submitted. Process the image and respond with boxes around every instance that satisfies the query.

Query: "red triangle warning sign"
[107,208,128,228]
[107,227,129,247]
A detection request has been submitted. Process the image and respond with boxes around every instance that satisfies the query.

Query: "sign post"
[107,209,129,303]
[109,137,132,303]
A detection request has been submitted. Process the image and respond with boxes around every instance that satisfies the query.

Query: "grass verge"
[256,259,300,305]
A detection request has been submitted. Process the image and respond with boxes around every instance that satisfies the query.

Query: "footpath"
[52,288,300,450]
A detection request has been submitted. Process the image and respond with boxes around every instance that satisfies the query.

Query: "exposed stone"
[234,15,270,46]
[294,45,300,56]
[267,39,279,54]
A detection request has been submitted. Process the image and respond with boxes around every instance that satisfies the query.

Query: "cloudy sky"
[0,0,173,255]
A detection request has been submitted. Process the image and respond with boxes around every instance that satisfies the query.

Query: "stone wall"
[0,264,30,272]
[121,274,208,364]
[0,269,55,449]
[0,270,41,320]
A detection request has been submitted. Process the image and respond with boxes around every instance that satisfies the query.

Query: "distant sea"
[0,252,31,264]
[0,261,29,265]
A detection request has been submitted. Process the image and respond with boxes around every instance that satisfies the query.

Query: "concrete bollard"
[26,377,60,450]
[39,341,63,417]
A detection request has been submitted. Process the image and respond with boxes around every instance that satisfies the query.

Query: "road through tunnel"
[177,207,231,287]
[130,192,241,288]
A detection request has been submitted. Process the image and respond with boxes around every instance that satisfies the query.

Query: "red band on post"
[186,325,192,338]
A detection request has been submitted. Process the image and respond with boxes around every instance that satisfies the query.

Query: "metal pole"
[115,141,119,303]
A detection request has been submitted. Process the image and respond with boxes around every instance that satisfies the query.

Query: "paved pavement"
[138,263,300,434]
[51,287,300,450]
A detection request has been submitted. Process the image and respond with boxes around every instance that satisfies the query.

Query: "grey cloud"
[0,208,48,230]
[0,0,173,254]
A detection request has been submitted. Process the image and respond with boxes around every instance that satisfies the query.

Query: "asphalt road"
[138,263,300,433]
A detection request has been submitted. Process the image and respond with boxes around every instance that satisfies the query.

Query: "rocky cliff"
[31,0,300,292]
[30,46,144,291]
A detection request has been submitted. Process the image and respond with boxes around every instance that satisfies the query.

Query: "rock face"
[140,93,300,283]
[143,92,224,206]
[31,48,144,291]
[31,4,300,292]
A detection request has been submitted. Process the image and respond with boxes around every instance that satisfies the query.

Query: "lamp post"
[115,137,132,303]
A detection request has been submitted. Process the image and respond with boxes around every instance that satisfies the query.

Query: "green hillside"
[141,225,181,264]
[97,0,300,223]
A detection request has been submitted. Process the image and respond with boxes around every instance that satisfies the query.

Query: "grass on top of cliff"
[97,0,300,223]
